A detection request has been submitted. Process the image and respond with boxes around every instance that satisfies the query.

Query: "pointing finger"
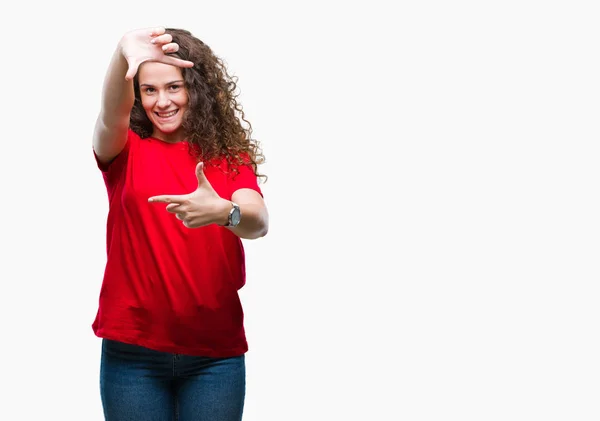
[148,195,186,204]
[162,55,195,68]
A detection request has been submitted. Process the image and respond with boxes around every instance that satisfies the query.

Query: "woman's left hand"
[148,162,230,228]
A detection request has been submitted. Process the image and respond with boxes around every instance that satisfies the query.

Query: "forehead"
[138,62,184,85]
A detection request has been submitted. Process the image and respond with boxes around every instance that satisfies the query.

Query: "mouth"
[155,109,179,120]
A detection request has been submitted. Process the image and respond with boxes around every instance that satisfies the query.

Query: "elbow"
[258,224,269,238]
[248,224,268,240]
[239,207,268,239]
[252,210,269,239]
[258,214,269,238]
[246,221,268,240]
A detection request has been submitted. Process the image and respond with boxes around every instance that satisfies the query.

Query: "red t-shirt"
[93,129,262,357]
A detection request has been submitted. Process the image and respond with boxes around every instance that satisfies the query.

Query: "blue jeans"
[100,339,245,421]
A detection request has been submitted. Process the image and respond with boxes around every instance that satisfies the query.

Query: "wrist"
[216,199,233,226]
[217,200,242,227]
[117,36,128,57]
[114,42,130,70]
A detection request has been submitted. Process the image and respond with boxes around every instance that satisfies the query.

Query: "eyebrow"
[139,80,185,87]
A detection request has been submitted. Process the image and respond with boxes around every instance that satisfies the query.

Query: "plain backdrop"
[1,0,599,420]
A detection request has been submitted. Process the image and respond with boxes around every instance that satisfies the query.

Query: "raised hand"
[148,163,231,228]
[120,26,194,81]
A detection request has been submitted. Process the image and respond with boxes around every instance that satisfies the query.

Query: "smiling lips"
[156,109,179,119]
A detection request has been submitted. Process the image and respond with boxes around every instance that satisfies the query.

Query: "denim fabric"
[100,339,245,421]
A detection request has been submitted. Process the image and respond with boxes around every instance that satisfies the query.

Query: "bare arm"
[225,188,269,240]
[92,47,133,164]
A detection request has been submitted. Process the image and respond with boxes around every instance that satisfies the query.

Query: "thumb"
[195,162,206,186]
[124,57,146,81]
[125,59,140,81]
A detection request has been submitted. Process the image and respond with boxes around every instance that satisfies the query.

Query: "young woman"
[92,26,268,421]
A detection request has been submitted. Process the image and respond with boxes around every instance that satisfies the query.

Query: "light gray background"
[1,0,598,420]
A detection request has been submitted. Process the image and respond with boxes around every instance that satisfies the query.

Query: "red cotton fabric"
[92,129,262,357]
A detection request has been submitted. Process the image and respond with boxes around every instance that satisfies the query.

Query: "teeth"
[157,110,177,118]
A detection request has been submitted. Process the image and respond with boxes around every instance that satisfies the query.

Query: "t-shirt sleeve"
[228,161,263,198]
[92,130,135,188]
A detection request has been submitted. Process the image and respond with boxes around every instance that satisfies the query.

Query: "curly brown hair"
[129,28,266,182]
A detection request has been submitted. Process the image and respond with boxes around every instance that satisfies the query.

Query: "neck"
[152,128,185,144]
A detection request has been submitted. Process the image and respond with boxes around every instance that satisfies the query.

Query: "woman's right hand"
[119,27,194,81]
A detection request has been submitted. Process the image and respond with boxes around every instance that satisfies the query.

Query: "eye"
[169,84,182,91]
[143,87,156,94]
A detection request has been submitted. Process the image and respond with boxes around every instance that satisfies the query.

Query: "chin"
[155,123,183,134]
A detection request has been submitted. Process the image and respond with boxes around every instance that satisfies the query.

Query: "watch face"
[231,206,241,226]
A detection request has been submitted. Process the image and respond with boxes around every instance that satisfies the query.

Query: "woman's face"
[138,62,189,143]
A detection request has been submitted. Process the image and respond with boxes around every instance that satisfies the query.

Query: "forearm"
[231,202,269,239]
[93,44,135,159]
[99,45,135,127]
[216,199,268,240]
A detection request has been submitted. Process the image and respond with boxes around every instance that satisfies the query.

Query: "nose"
[157,91,171,108]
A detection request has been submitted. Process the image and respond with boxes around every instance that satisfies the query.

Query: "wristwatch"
[224,201,241,227]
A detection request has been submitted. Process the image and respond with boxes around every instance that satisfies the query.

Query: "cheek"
[141,96,154,112]
[177,91,190,108]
